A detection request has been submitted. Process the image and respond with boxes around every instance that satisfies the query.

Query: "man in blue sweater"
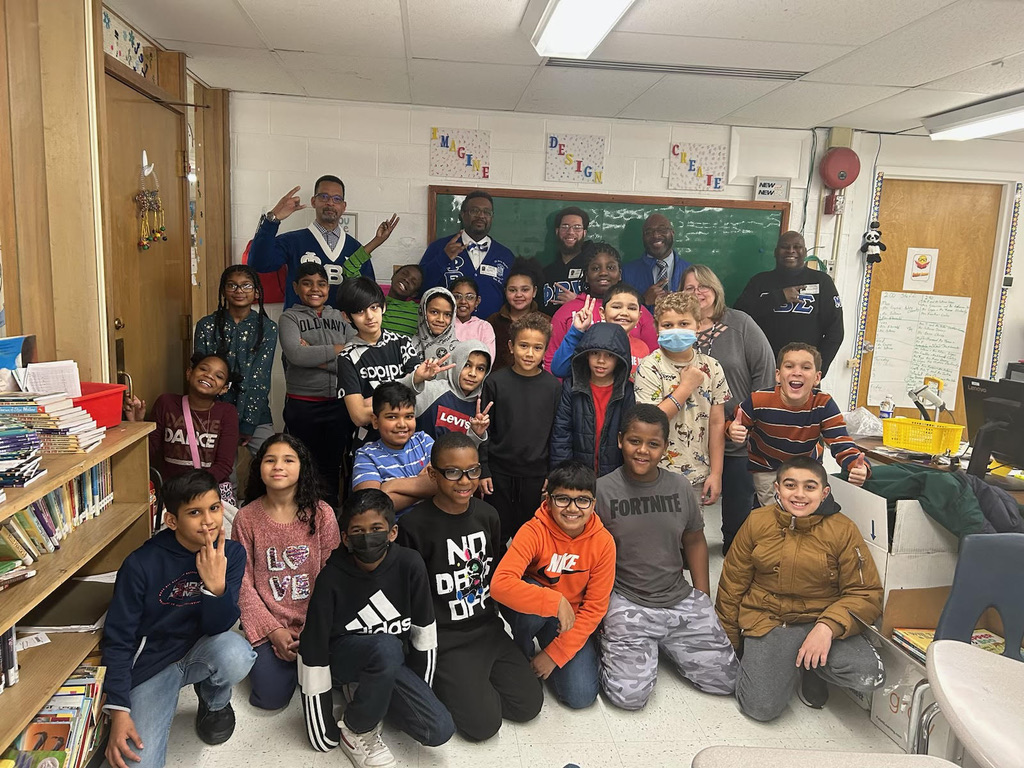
[101,471,256,768]
[419,190,514,319]
[248,174,399,308]
[621,213,691,310]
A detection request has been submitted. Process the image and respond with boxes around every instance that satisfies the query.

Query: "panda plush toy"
[860,221,886,264]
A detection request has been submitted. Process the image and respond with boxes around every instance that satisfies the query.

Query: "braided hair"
[214,265,269,361]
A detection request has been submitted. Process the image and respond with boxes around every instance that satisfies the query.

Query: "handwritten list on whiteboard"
[866,292,970,409]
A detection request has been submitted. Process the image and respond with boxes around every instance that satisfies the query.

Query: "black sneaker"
[797,668,829,709]
[194,683,236,745]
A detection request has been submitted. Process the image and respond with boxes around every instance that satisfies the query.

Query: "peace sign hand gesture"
[376,214,400,241]
[470,397,493,438]
[414,353,456,384]
[572,294,598,333]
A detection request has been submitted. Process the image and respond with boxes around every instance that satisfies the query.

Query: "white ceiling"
[106,0,1024,138]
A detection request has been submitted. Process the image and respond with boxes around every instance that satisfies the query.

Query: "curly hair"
[653,291,702,325]
[244,433,325,534]
[509,311,552,345]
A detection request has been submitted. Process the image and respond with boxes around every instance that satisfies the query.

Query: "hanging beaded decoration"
[134,165,167,249]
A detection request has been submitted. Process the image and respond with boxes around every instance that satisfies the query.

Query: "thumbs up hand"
[848,455,869,486]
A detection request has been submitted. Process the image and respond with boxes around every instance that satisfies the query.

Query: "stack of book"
[2,663,108,767]
[0,415,45,488]
[0,392,105,454]
[0,460,114,596]
[892,626,1023,663]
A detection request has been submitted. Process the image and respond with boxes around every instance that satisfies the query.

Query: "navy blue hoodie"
[101,528,246,711]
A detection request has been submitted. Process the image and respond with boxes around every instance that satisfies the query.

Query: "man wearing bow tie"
[419,190,515,319]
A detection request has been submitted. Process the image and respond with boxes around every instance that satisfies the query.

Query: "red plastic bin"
[72,382,127,429]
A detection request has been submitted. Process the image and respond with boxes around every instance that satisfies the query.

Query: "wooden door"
[857,179,1003,425]
[103,74,190,408]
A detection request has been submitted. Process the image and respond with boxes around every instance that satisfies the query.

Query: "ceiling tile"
[926,50,1024,95]
[105,0,265,48]
[595,32,854,73]
[826,87,989,133]
[618,74,789,123]
[276,51,410,103]
[166,40,304,95]
[617,0,957,46]
[516,68,663,118]
[409,60,538,111]
[408,0,541,65]
[803,0,1024,86]
[721,81,904,129]
[237,0,406,58]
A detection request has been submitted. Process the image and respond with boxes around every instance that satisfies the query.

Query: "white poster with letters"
[902,247,938,292]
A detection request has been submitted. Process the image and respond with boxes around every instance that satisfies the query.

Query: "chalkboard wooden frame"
[427,184,790,241]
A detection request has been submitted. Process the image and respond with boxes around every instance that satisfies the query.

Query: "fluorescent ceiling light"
[923,91,1024,141]
[531,0,638,59]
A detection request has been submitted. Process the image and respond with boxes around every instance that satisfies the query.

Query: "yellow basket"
[882,417,964,455]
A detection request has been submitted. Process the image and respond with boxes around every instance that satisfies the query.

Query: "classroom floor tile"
[160,500,899,767]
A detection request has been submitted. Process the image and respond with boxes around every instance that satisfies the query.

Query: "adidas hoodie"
[414,339,492,443]
[297,543,436,752]
[101,529,246,711]
[491,502,616,667]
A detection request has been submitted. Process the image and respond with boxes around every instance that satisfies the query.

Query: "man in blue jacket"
[419,191,514,319]
[621,213,691,310]
[248,174,398,308]
[101,471,256,768]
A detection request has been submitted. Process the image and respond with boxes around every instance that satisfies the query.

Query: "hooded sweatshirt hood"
[415,286,460,361]
[569,322,631,397]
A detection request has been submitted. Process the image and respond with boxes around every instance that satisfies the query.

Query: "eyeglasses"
[548,493,595,510]
[314,193,345,204]
[683,284,714,294]
[438,464,483,482]
[452,293,478,302]
[464,207,493,217]
[558,224,585,232]
[226,282,255,293]
[643,227,673,236]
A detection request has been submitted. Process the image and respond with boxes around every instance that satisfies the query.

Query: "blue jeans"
[102,631,256,768]
[507,608,599,709]
[721,454,756,554]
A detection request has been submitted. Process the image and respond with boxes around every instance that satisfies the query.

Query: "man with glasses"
[249,174,399,308]
[540,206,593,316]
[622,213,691,310]
[419,190,514,320]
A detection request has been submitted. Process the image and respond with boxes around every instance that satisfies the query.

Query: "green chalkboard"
[428,186,789,305]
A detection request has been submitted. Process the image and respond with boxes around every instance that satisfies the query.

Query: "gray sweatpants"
[600,589,738,711]
[737,623,885,722]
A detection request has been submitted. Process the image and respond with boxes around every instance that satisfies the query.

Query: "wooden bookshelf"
[0,420,153,752]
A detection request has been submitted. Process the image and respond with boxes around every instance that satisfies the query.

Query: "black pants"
[490,472,546,546]
[720,454,756,554]
[283,396,351,509]
[433,621,543,742]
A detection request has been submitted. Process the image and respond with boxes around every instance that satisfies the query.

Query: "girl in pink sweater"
[232,433,340,709]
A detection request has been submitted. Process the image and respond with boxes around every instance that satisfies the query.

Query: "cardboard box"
[860,586,1004,755]
[830,478,959,600]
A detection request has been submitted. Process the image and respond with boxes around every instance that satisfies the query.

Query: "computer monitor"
[962,376,1024,483]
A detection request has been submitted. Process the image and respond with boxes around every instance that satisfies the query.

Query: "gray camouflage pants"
[600,589,738,710]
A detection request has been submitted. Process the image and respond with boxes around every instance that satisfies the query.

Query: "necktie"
[656,258,669,287]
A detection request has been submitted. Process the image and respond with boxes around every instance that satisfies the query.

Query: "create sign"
[546,133,605,184]
[669,142,727,191]
[430,127,491,179]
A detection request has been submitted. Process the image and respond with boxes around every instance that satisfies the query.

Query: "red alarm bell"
[819,147,861,214]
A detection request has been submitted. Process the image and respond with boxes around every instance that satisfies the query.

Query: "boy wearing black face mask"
[297,489,454,766]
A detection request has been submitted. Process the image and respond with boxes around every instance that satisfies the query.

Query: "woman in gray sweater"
[681,264,775,554]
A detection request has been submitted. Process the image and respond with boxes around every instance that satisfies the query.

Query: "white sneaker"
[338,720,396,768]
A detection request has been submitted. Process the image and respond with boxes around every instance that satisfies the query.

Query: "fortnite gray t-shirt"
[596,467,704,608]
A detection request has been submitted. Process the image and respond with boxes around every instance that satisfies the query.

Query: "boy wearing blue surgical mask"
[634,292,731,505]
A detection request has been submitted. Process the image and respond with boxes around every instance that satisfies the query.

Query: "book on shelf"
[892,626,1024,662]
[0,567,36,592]
[1,624,18,688]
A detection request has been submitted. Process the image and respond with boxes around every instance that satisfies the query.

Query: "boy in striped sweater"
[727,342,869,505]
[297,489,454,768]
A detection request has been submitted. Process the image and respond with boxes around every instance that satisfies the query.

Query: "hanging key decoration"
[135,154,167,250]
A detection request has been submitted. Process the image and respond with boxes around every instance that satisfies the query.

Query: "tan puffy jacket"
[714,500,882,649]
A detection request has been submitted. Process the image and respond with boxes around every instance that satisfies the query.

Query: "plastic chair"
[910,533,1024,754]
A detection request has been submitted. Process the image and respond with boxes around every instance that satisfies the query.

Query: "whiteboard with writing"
[866,292,970,409]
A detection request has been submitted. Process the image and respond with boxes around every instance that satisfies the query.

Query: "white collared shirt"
[461,232,492,270]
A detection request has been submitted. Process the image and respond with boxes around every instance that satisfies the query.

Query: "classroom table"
[926,640,1024,768]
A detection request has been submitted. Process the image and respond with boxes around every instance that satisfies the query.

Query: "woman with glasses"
[194,265,278,456]
[681,264,775,555]
[418,190,515,320]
